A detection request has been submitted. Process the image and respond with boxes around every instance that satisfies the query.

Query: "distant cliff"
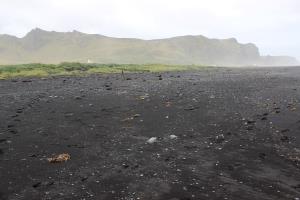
[0,28,298,66]
[260,56,299,66]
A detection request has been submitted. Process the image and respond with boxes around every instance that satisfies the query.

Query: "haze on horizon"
[1,0,300,60]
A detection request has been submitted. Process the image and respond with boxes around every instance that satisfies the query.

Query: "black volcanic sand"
[1,67,300,200]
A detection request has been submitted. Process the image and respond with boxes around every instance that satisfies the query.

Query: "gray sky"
[1,0,299,59]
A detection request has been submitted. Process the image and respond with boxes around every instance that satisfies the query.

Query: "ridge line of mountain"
[0,28,298,66]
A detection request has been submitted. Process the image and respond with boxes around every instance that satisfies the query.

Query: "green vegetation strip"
[0,62,208,79]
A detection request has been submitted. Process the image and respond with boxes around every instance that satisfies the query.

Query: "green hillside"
[0,63,210,79]
[0,28,298,66]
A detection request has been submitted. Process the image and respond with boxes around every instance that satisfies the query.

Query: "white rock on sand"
[147,137,158,144]
[169,135,178,139]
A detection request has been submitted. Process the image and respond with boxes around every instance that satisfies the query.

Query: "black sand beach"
[1,67,300,200]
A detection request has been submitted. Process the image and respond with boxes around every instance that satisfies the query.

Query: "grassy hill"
[0,28,298,66]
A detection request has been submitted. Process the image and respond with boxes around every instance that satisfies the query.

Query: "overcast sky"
[1,0,299,59]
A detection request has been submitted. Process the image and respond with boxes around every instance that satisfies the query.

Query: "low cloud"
[0,0,299,59]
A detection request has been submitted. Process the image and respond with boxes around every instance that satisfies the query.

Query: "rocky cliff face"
[0,28,298,66]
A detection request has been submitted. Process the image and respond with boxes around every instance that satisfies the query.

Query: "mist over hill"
[0,28,298,66]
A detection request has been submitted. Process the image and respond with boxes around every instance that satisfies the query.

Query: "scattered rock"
[133,114,141,118]
[259,153,266,160]
[214,134,225,143]
[165,101,172,107]
[184,106,200,111]
[22,80,32,83]
[280,136,289,142]
[32,182,42,188]
[147,137,158,144]
[246,120,256,124]
[64,113,74,117]
[32,181,54,188]
[7,124,14,128]
[9,129,18,134]
[122,114,141,121]
[122,163,130,169]
[293,184,300,189]
[139,94,149,100]
[169,135,178,140]
[16,109,23,114]
[0,139,7,143]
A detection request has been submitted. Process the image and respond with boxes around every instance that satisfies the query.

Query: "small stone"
[169,135,178,139]
[147,137,157,144]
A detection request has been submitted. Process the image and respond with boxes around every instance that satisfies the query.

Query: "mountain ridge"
[0,28,298,66]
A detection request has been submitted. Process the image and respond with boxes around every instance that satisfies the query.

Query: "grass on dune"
[0,62,207,79]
